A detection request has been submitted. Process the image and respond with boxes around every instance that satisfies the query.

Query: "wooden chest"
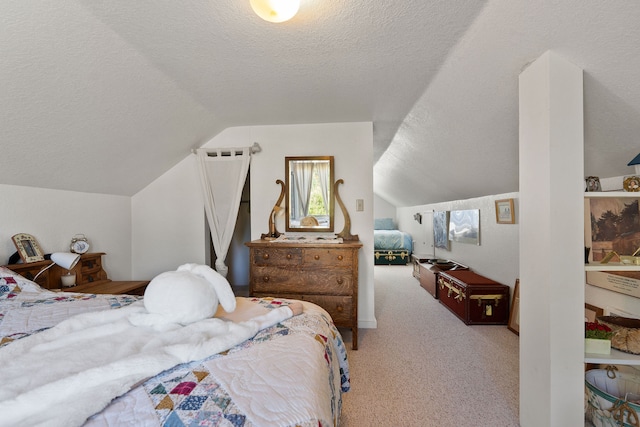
[374,249,410,265]
[417,260,469,299]
[438,270,509,325]
[246,239,362,349]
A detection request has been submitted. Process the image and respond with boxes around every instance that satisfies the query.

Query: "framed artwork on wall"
[495,198,515,224]
[433,210,450,250]
[449,209,480,245]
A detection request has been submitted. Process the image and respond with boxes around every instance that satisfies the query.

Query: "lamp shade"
[50,252,80,270]
[250,0,300,23]
[628,153,640,175]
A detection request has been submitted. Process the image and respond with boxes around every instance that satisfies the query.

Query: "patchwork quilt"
[0,267,350,427]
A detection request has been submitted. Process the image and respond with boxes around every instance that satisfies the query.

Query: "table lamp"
[33,252,81,285]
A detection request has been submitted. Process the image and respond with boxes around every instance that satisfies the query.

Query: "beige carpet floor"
[338,265,520,426]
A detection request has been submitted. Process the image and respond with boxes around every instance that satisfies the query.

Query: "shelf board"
[584,191,640,198]
[585,263,640,271]
[585,348,640,365]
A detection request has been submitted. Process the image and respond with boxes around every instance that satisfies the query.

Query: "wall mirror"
[285,156,335,232]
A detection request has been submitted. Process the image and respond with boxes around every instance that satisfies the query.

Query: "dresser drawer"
[252,293,353,326]
[251,267,354,295]
[303,248,353,266]
[80,255,102,272]
[300,294,353,325]
[252,247,302,266]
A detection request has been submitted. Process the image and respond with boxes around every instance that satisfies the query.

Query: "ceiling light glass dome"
[250,0,300,23]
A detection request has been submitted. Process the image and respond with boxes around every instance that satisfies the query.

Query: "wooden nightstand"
[4,252,148,295]
[62,280,149,296]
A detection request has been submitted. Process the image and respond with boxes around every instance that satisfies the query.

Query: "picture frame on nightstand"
[11,233,45,263]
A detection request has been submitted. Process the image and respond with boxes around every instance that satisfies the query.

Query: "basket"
[598,316,640,355]
[586,369,640,427]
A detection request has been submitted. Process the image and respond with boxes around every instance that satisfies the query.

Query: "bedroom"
[2,1,640,425]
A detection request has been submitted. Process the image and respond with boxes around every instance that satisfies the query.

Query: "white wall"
[373,193,396,221]
[131,157,207,279]
[0,184,132,280]
[519,51,584,426]
[132,122,377,328]
[397,192,520,289]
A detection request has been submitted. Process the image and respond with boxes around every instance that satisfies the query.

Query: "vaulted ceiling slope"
[2,2,640,207]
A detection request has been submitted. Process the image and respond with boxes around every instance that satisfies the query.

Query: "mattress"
[373,229,413,252]
[0,266,349,427]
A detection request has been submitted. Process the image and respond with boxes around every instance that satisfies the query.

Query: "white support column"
[519,51,584,426]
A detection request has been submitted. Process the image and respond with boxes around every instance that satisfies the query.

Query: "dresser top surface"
[246,239,362,249]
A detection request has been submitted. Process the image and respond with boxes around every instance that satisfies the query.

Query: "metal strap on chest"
[469,294,504,307]
[438,278,465,301]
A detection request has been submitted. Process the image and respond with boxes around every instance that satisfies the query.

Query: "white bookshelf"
[585,191,640,364]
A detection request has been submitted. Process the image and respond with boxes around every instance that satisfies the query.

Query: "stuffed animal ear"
[187,264,237,313]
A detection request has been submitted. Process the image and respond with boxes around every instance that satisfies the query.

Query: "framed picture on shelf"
[495,198,515,224]
[585,303,604,323]
[508,279,520,335]
[624,176,640,192]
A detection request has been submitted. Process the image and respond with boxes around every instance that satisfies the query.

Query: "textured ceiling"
[2,1,640,206]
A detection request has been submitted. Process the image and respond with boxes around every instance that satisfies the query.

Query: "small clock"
[70,234,90,254]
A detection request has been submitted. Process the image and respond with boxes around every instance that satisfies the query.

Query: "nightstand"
[63,280,149,295]
[4,252,148,295]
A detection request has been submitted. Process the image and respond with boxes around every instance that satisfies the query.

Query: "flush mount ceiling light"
[250,0,300,23]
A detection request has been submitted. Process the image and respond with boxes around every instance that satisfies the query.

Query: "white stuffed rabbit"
[138,263,237,326]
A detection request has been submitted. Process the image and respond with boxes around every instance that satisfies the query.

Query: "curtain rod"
[191,142,261,156]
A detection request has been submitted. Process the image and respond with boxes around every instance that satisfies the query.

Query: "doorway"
[209,170,251,291]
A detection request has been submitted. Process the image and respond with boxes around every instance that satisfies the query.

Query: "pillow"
[374,218,396,230]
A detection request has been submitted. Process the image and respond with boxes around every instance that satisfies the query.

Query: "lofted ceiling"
[2,1,640,207]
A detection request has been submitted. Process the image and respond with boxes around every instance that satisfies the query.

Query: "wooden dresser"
[246,239,362,349]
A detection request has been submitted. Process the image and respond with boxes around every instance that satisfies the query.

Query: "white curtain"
[196,147,251,277]
[292,161,315,219]
[316,161,330,213]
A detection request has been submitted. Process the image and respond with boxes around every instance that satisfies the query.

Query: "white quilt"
[0,300,295,427]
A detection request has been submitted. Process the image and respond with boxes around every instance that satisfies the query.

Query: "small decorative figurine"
[624,176,640,192]
[585,176,601,192]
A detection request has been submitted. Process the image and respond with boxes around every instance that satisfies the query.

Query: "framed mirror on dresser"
[285,156,334,232]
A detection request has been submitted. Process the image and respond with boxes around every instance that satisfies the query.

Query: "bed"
[373,218,413,265]
[0,266,349,427]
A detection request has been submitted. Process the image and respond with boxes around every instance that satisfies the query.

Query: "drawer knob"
[337,278,344,285]
[262,253,270,260]
[337,255,343,261]
[314,255,320,260]
[286,254,292,259]
[336,304,344,312]
[262,276,270,282]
